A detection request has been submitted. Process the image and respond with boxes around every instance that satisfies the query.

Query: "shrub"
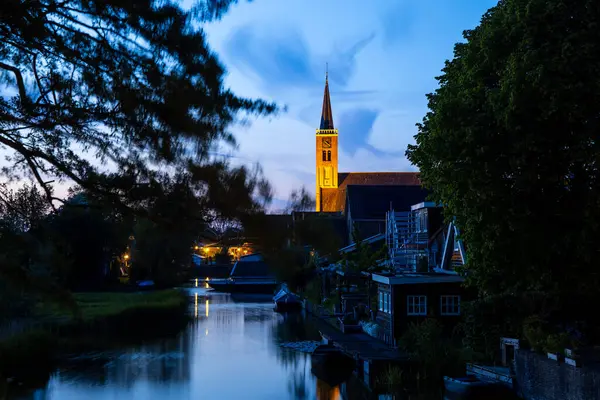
[376,365,405,387]
[523,315,549,352]
[400,319,466,380]
[544,333,570,355]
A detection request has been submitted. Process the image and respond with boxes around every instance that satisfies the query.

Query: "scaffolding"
[386,207,433,272]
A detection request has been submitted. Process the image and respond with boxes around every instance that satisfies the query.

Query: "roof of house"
[372,273,464,285]
[321,172,422,213]
[346,185,430,220]
[339,233,385,254]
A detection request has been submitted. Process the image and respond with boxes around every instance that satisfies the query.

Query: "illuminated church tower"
[315,72,339,212]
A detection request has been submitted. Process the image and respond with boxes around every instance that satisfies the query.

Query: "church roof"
[320,74,334,130]
[321,172,422,212]
[345,184,429,220]
[338,172,421,186]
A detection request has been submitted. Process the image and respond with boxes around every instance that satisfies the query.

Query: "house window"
[327,150,331,161]
[440,295,460,315]
[379,291,391,313]
[407,295,427,316]
[383,293,389,313]
[322,150,327,161]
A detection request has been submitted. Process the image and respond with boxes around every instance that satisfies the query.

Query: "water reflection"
[20,287,336,400]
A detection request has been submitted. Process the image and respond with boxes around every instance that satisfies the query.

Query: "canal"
[18,284,352,400]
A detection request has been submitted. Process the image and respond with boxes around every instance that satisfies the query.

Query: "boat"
[273,284,303,312]
[208,254,278,294]
[443,375,516,399]
[443,375,490,395]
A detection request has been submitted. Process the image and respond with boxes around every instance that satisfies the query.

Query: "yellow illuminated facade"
[193,242,255,262]
[315,72,338,212]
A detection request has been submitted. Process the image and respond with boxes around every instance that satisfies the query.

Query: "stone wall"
[515,350,600,400]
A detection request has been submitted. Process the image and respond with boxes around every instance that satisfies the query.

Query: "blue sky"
[203,0,498,207]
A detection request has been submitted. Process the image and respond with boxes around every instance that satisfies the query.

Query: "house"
[369,201,471,345]
[372,272,469,346]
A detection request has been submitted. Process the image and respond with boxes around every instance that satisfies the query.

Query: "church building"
[314,74,428,242]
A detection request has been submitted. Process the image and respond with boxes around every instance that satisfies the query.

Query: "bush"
[460,293,556,361]
[523,315,549,352]
[400,319,466,380]
[544,333,570,355]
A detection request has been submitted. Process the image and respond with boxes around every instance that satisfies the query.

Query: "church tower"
[315,72,339,212]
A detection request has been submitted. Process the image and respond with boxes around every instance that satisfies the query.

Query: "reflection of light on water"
[205,329,208,336]
[204,282,210,289]
[205,299,209,317]
[194,293,198,318]
[316,379,341,400]
[195,278,198,287]
[332,386,340,400]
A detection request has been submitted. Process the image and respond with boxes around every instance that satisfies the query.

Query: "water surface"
[23,285,345,400]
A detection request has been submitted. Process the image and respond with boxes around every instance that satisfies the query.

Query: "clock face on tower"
[322,137,331,148]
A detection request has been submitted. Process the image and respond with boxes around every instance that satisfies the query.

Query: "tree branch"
[22,154,57,211]
[0,62,28,105]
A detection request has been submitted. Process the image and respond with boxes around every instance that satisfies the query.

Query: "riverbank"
[0,289,189,385]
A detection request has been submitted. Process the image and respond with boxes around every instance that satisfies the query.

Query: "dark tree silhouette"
[0,0,276,217]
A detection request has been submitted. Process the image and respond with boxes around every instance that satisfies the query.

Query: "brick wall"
[515,350,600,400]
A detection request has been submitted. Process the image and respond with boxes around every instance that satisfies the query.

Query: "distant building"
[314,73,424,216]
[313,74,428,244]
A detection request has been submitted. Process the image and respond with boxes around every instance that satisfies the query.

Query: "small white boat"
[273,284,302,312]
[443,375,490,397]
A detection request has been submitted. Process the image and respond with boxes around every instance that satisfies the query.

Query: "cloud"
[337,108,379,156]
[223,24,375,94]
[380,2,416,47]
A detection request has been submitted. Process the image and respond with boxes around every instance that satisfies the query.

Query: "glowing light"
[194,245,199,250]
[205,299,209,317]
[195,278,198,287]
[123,254,130,260]
[205,277,210,281]
[194,293,198,318]
[205,329,208,336]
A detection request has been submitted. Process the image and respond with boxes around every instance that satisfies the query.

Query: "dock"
[313,316,409,362]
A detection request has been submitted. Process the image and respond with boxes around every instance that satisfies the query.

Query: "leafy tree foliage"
[48,190,132,290]
[0,182,50,233]
[0,0,276,215]
[406,0,600,303]
[131,175,206,287]
[341,226,388,274]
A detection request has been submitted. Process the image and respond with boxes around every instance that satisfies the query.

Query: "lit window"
[440,295,460,315]
[327,150,331,161]
[407,295,427,316]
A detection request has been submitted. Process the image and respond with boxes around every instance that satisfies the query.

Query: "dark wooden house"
[372,272,471,346]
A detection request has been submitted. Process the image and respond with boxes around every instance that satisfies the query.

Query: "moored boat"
[273,285,303,312]
[443,375,489,396]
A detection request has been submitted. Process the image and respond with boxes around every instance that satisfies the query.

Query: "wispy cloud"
[337,108,379,156]
[223,24,375,94]
[380,2,416,47]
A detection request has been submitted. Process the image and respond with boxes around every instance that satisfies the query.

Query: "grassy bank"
[0,289,190,384]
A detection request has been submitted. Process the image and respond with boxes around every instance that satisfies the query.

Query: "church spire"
[319,67,334,130]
